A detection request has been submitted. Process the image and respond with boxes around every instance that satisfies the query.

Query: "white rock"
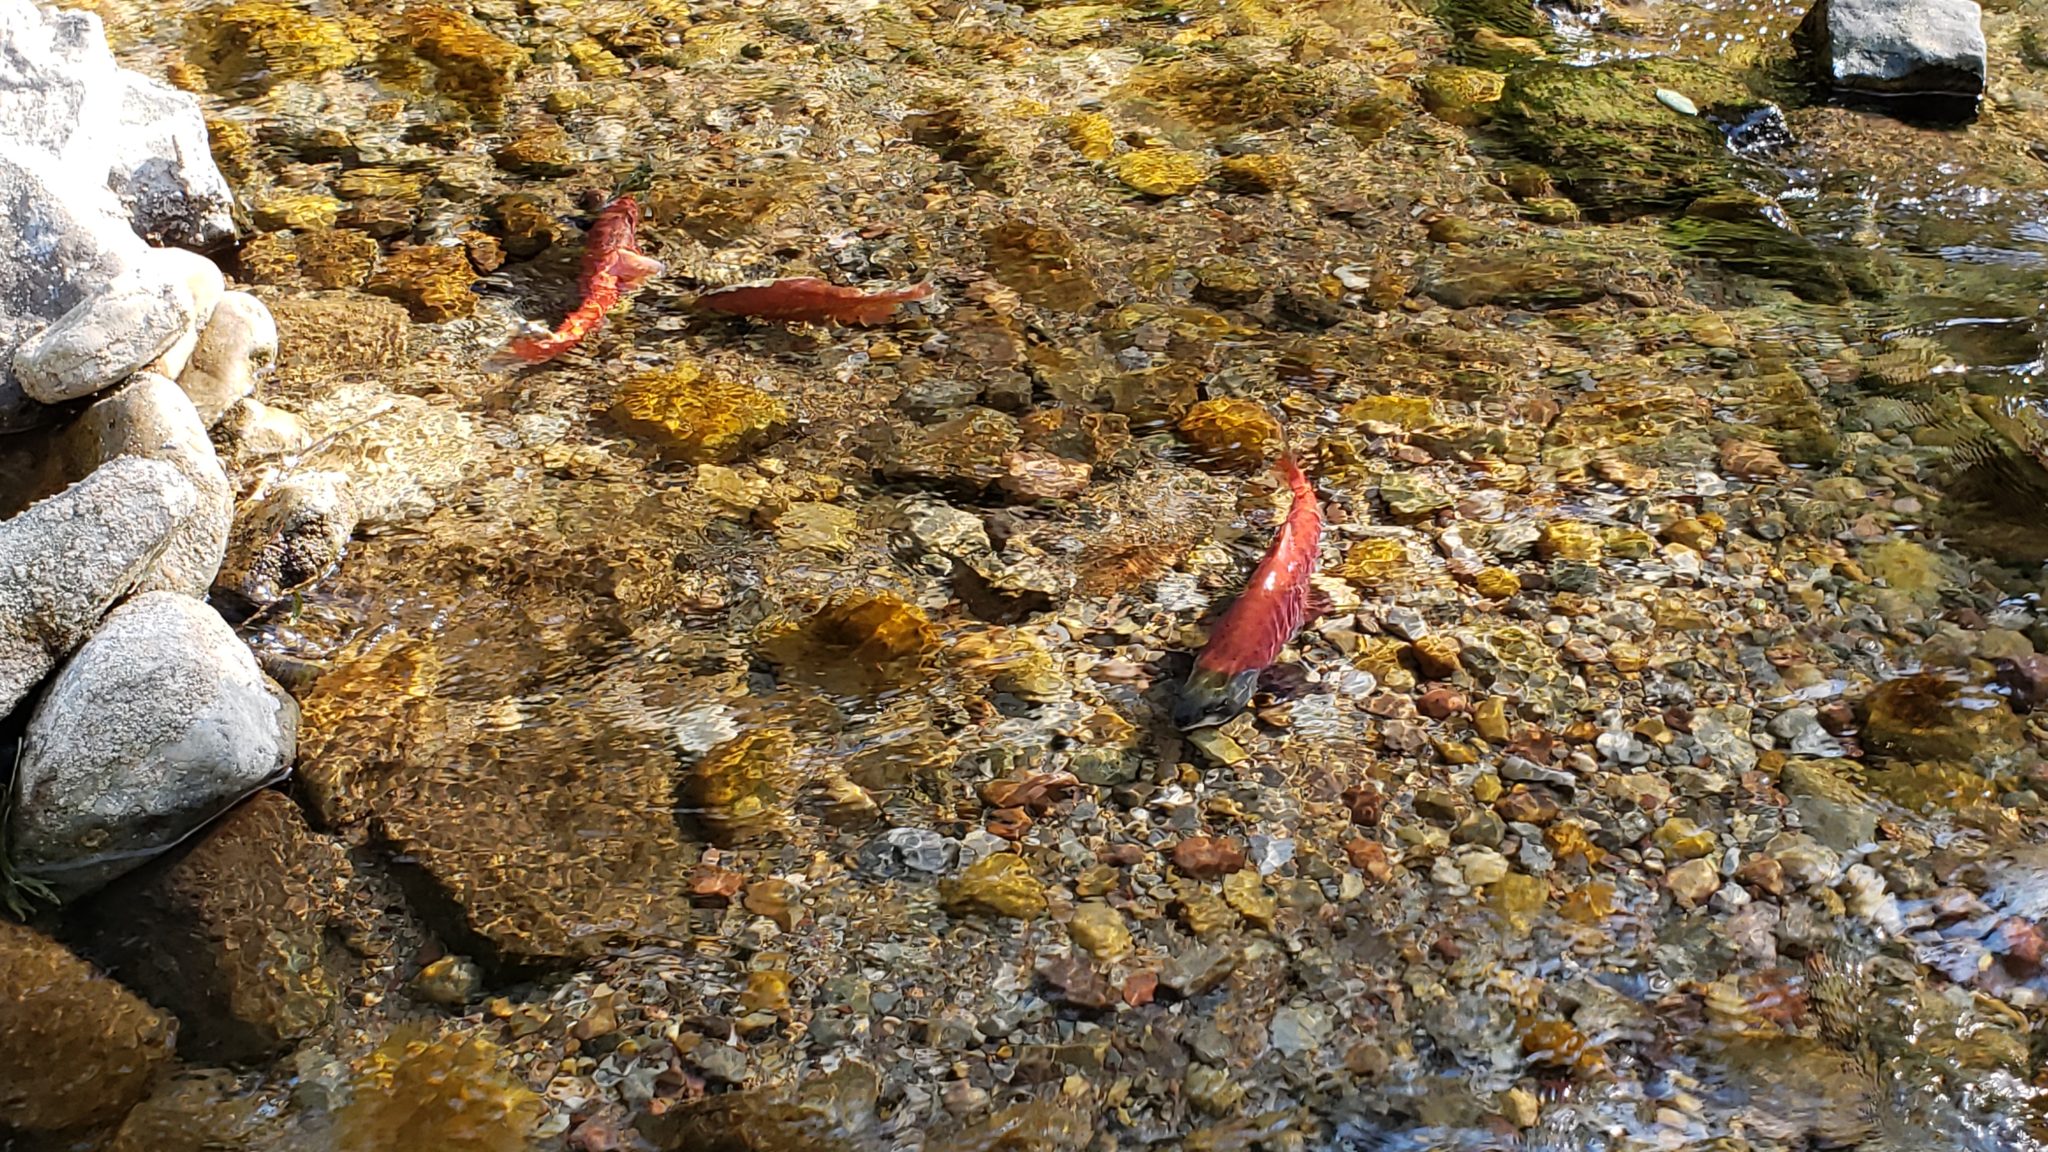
[13,270,194,403]
[0,0,235,246]
[217,471,356,606]
[141,246,226,382]
[6,591,296,898]
[178,291,276,425]
[0,456,197,718]
[58,373,233,595]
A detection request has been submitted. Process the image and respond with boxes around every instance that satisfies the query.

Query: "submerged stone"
[761,592,940,692]
[0,919,173,1133]
[333,1029,544,1152]
[611,362,792,464]
[1862,674,2024,765]
[1492,58,1749,219]
[942,853,1048,919]
[1177,398,1281,469]
[682,729,797,845]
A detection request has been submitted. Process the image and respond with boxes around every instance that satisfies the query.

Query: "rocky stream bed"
[7,0,2048,1149]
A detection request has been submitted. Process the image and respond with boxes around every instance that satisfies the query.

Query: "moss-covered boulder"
[1667,190,1852,304]
[1492,59,1753,220]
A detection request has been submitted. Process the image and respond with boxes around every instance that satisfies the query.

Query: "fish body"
[1174,453,1322,728]
[695,277,932,325]
[500,195,662,365]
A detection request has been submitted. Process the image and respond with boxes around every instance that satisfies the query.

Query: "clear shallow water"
[13,0,2048,1148]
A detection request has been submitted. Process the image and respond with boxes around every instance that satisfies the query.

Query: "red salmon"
[1174,452,1322,728]
[495,195,662,366]
[695,277,932,325]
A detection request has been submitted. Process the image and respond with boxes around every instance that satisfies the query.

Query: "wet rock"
[998,449,1092,503]
[1269,1004,1333,1057]
[1159,942,1238,998]
[1492,58,1745,219]
[682,730,796,845]
[762,592,939,692]
[411,955,484,1006]
[366,243,478,322]
[104,1068,282,1152]
[55,372,234,596]
[982,220,1100,312]
[955,555,1071,624]
[1863,674,2023,763]
[1800,0,1985,110]
[1038,954,1117,1011]
[1667,858,1721,906]
[81,790,348,1062]
[176,291,277,426]
[217,470,357,607]
[1713,1036,1875,1146]
[1177,398,1281,469]
[873,407,1022,493]
[0,918,173,1132]
[0,456,196,719]
[266,292,409,378]
[3,0,236,245]
[941,853,1047,919]
[774,501,860,555]
[1068,901,1133,961]
[1110,148,1207,196]
[8,592,297,898]
[187,0,360,92]
[14,266,196,403]
[1690,704,1758,773]
[402,4,530,110]
[1420,65,1505,126]
[903,498,992,557]
[1173,836,1248,879]
[215,397,312,462]
[611,362,792,464]
[333,1029,545,1152]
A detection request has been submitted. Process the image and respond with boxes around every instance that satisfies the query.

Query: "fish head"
[1173,664,1260,729]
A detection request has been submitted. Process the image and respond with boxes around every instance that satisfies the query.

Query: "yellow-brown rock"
[1420,66,1505,126]
[251,191,342,231]
[762,592,940,692]
[366,244,477,322]
[1110,148,1208,197]
[189,0,359,91]
[682,730,797,845]
[1177,397,1282,469]
[296,228,381,289]
[1215,153,1295,192]
[403,5,529,109]
[0,919,172,1132]
[942,853,1047,919]
[610,362,792,464]
[1473,566,1521,599]
[333,1029,543,1152]
[1538,520,1603,563]
[1066,111,1116,160]
[1340,538,1409,587]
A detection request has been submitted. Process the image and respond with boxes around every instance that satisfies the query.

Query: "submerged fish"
[1174,451,1323,728]
[695,276,932,325]
[494,194,662,366]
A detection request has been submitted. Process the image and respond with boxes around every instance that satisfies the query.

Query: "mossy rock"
[1437,0,1546,40]
[1667,206,1851,305]
[1492,58,1754,220]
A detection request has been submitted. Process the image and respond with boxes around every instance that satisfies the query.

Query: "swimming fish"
[1173,450,1323,729]
[694,276,932,325]
[494,194,662,366]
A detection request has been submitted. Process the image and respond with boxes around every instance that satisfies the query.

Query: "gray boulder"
[12,268,194,404]
[0,456,197,719]
[6,591,298,899]
[0,0,235,247]
[56,373,234,595]
[0,143,144,430]
[1800,0,1985,106]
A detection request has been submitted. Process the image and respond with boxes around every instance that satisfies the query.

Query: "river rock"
[13,266,195,404]
[0,456,196,720]
[80,790,348,1063]
[214,396,312,462]
[6,591,299,898]
[177,291,277,425]
[56,372,234,595]
[0,919,173,1132]
[0,0,236,246]
[217,471,357,607]
[1799,0,1985,108]
[0,145,148,428]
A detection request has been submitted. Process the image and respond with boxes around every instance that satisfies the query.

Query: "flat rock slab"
[0,455,196,719]
[1802,0,1986,104]
[81,790,350,1063]
[0,918,172,1132]
[7,591,298,898]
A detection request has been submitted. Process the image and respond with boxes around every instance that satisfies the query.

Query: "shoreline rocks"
[1800,0,1986,113]
[7,591,299,898]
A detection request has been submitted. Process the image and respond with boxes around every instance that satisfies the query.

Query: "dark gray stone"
[1801,0,1985,106]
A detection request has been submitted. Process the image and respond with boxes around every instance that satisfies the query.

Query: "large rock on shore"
[1800,0,1986,108]
[81,790,350,1063]
[0,918,173,1132]
[53,373,235,596]
[7,591,299,898]
[0,455,197,720]
[0,0,236,247]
